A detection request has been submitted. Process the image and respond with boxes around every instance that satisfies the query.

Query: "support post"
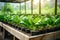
[55,0,57,15]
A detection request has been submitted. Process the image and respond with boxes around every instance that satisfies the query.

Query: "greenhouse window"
[21,2,25,14]
[26,1,31,14]
[3,3,21,15]
[57,0,60,15]
[0,0,59,15]
[0,2,5,15]
[41,0,55,15]
[33,0,39,14]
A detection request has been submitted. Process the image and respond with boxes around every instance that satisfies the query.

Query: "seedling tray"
[1,21,60,36]
[0,22,60,40]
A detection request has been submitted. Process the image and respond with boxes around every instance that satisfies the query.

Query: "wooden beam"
[31,0,33,14]
[39,0,41,15]
[0,0,29,3]
[55,0,57,15]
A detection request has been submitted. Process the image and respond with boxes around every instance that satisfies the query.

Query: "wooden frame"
[0,0,29,3]
[39,0,41,14]
[0,22,60,40]
[55,0,57,15]
[31,0,33,14]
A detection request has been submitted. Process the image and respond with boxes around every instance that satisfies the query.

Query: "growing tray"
[1,21,60,36]
[0,22,60,40]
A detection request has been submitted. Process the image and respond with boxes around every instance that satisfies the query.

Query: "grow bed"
[0,22,60,40]
[0,15,60,36]
[0,21,60,36]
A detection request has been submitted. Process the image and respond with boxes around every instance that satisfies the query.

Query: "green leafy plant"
[0,14,60,31]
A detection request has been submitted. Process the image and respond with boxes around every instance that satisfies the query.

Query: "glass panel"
[21,2,25,14]
[26,1,31,14]
[0,2,5,15]
[33,0,39,14]
[57,0,60,15]
[4,3,20,14]
[41,0,55,15]
[10,3,20,14]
